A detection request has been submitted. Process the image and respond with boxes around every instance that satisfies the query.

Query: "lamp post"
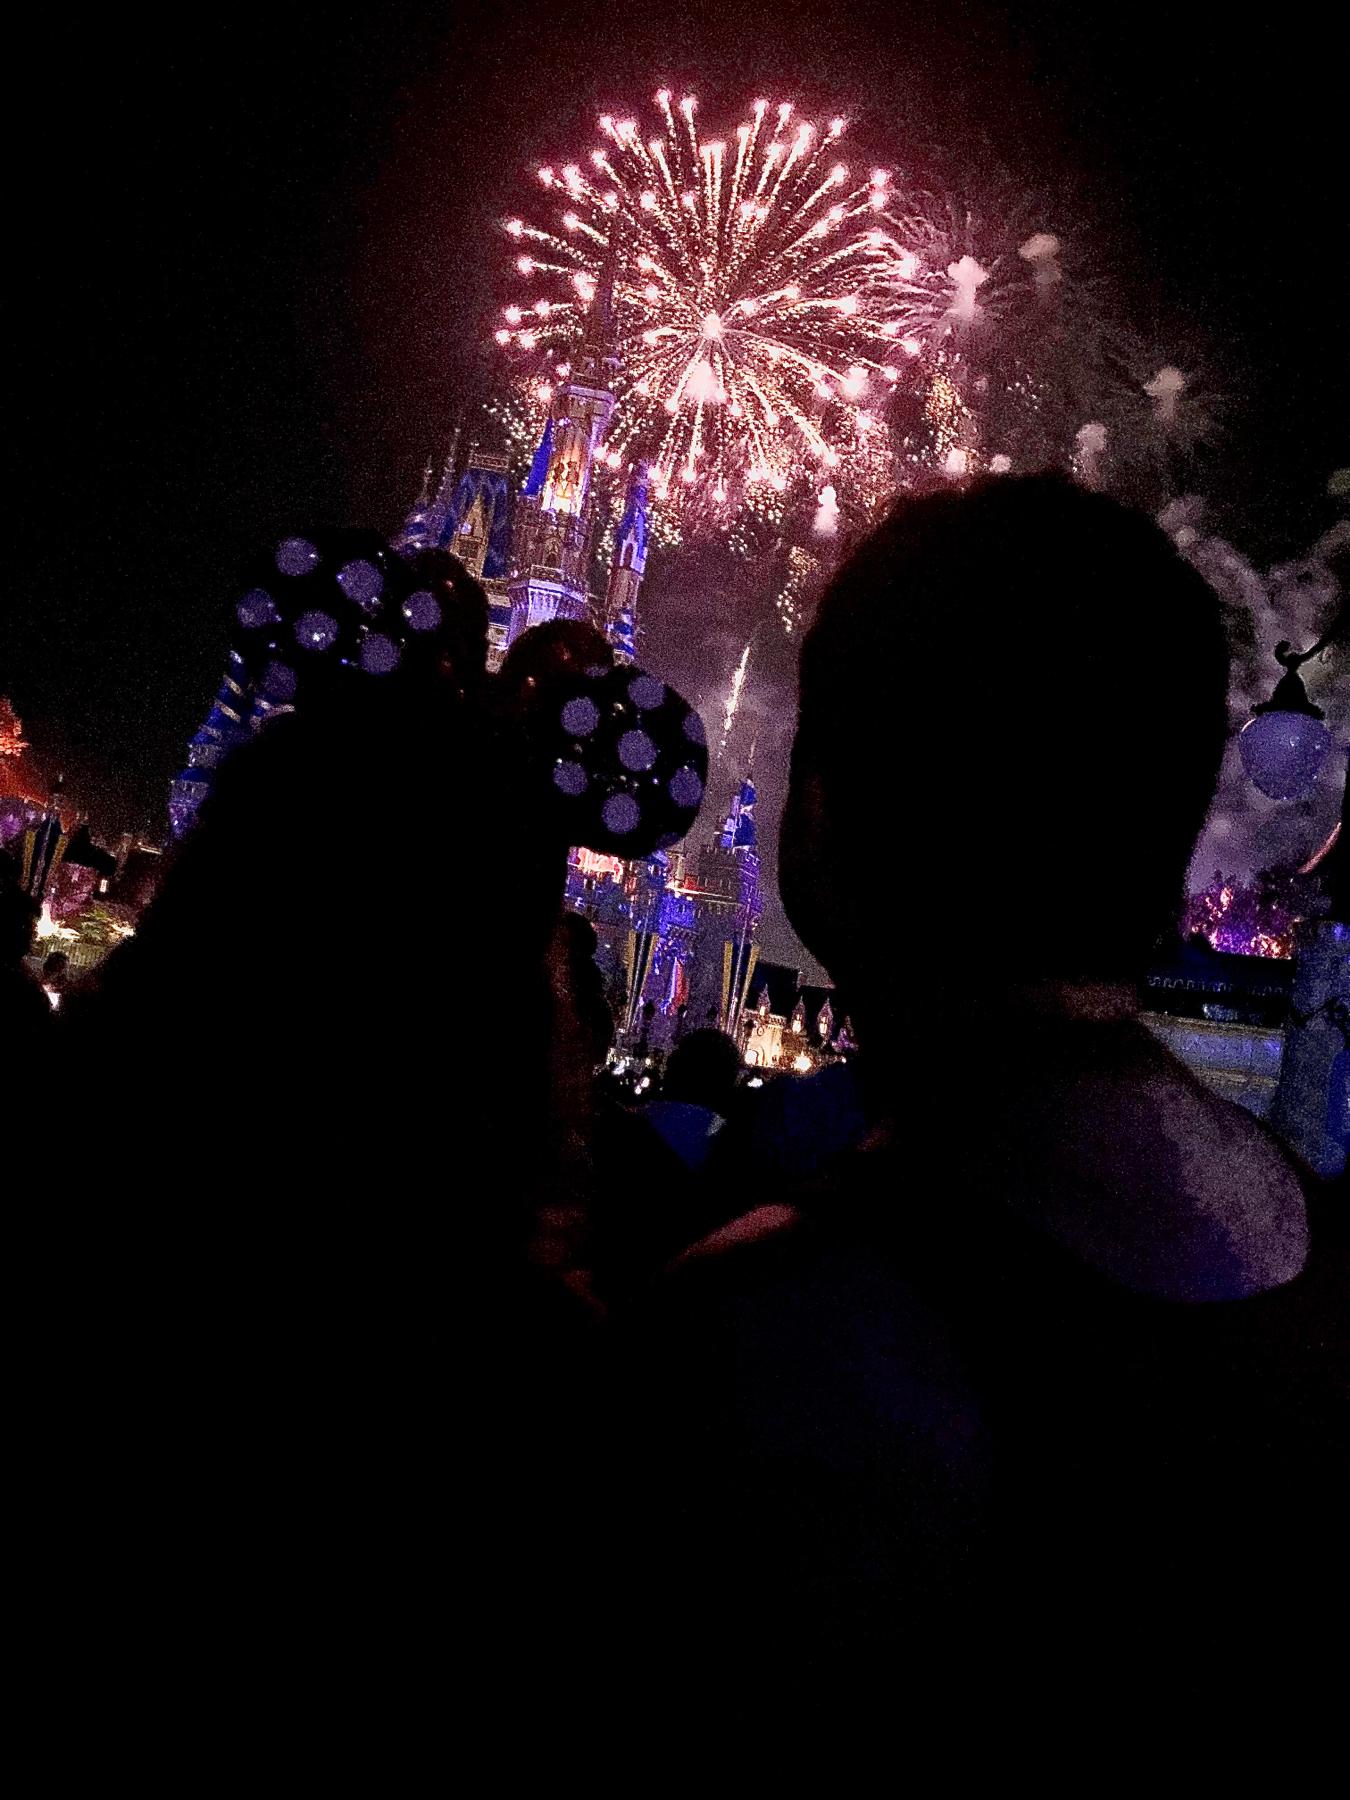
[1238,637,1338,802]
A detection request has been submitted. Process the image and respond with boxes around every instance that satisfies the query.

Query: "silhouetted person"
[645,1028,740,1171]
[0,862,48,1043]
[27,603,623,1722]
[646,476,1333,1675]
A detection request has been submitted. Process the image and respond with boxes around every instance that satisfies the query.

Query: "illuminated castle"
[397,274,761,1048]
[401,407,760,1043]
[400,259,646,669]
[554,770,762,1050]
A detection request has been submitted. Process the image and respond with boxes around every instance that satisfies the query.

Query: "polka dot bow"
[542,664,709,855]
[229,528,485,704]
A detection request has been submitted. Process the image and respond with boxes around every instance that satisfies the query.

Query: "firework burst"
[496,93,936,516]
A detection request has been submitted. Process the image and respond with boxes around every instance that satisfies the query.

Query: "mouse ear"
[172,530,492,836]
[229,531,490,707]
[537,664,709,855]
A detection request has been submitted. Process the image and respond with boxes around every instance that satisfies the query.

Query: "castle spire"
[604,460,649,662]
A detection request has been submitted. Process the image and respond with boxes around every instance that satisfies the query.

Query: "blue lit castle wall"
[679,775,763,1031]
[440,452,514,663]
[561,771,762,1047]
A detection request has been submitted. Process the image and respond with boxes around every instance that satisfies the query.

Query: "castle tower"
[414,443,514,662]
[505,246,621,648]
[682,770,763,1032]
[603,462,649,664]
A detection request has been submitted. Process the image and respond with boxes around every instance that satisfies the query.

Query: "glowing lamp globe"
[1238,669,1332,800]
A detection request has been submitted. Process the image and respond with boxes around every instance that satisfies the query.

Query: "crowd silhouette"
[6,476,1344,1721]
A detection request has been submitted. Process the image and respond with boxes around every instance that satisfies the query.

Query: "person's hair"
[497,619,612,701]
[795,475,1229,981]
[663,1029,741,1111]
[559,909,615,1063]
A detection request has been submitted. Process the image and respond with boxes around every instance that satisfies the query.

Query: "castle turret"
[603,461,649,664]
[682,770,763,1032]
[443,454,512,582]
[434,444,514,661]
[505,248,620,648]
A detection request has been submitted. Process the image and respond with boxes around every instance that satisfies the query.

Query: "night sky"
[7,2,1345,958]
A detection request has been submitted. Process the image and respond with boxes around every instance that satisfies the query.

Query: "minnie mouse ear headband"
[170,531,708,859]
[230,528,485,701]
[528,660,708,856]
[169,530,485,836]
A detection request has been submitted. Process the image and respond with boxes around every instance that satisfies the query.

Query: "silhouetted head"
[0,858,37,967]
[42,951,69,982]
[782,475,1228,1012]
[497,620,613,712]
[663,1029,741,1113]
[557,909,614,1065]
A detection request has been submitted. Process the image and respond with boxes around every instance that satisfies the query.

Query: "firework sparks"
[496,95,935,518]
[721,641,751,750]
